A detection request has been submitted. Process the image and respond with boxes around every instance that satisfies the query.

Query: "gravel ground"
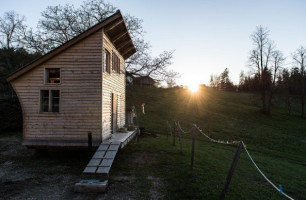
[0,131,164,200]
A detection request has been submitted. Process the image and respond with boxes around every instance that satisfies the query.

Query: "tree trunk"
[302,75,305,118]
[260,73,270,115]
[301,59,305,118]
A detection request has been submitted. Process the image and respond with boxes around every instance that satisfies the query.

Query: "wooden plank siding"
[11,30,103,147]
[7,11,135,148]
[101,31,126,140]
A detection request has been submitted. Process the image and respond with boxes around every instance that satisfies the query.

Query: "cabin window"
[40,90,60,113]
[45,68,60,83]
[103,49,110,73]
[112,52,120,73]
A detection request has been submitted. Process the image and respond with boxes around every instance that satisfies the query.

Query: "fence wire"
[242,141,295,200]
[177,121,193,134]
[194,125,239,145]
[170,121,296,200]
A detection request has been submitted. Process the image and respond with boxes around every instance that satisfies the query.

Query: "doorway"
[111,93,118,134]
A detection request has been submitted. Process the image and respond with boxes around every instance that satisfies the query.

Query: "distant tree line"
[210,26,305,118]
[0,0,178,101]
[239,67,305,96]
[209,68,235,91]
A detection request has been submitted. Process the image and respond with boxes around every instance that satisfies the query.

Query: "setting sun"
[187,83,199,93]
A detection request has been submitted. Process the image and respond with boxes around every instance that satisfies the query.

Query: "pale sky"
[1,0,306,85]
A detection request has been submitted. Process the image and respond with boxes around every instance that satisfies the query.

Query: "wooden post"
[166,121,169,140]
[219,142,244,200]
[190,125,196,170]
[88,132,92,151]
[173,121,176,146]
[176,122,183,155]
[136,128,140,143]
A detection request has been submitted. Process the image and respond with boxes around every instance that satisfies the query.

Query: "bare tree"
[249,26,274,114]
[209,74,220,88]
[293,46,306,118]
[22,2,117,53]
[21,0,178,82]
[0,11,26,77]
[239,70,245,85]
[0,12,41,100]
[126,50,177,81]
[268,50,285,109]
[166,77,177,88]
[0,11,25,50]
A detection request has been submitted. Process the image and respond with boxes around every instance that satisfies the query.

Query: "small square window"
[45,68,60,83]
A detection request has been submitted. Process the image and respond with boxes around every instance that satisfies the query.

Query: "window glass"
[46,68,60,83]
[40,90,59,113]
[41,90,49,112]
[51,90,59,112]
[112,52,120,73]
[104,50,110,73]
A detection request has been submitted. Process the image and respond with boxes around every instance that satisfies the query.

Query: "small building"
[7,11,136,148]
[126,72,135,85]
[133,76,156,87]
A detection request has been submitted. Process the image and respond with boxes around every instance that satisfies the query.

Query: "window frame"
[39,89,60,113]
[103,49,111,74]
[112,51,120,73]
[44,67,61,84]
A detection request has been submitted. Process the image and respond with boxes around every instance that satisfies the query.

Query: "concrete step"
[74,179,108,193]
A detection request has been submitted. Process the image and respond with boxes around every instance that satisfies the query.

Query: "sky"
[1,0,306,85]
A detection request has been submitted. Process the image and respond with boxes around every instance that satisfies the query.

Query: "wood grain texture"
[12,30,103,146]
[11,22,129,148]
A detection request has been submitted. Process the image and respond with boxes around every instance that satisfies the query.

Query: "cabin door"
[111,93,118,134]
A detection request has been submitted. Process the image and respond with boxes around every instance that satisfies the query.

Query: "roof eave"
[7,10,136,82]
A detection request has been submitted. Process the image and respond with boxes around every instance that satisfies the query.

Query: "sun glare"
[188,83,199,93]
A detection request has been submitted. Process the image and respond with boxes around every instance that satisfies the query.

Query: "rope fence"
[242,141,295,200]
[177,121,193,134]
[166,121,296,200]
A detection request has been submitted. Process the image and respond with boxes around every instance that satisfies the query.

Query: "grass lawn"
[118,86,306,199]
[1,86,305,199]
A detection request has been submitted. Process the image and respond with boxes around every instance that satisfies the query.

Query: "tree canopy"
[20,0,178,82]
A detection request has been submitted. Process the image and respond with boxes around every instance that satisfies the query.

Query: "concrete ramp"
[75,130,137,193]
[83,141,120,176]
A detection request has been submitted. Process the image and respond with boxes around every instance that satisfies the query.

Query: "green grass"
[119,86,306,199]
[1,86,305,199]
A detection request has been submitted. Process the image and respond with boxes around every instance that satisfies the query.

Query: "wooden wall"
[11,30,103,147]
[101,31,126,140]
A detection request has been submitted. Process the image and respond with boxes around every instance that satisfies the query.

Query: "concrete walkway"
[83,130,137,177]
[75,130,137,193]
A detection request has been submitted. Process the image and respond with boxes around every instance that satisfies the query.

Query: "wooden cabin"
[7,11,136,148]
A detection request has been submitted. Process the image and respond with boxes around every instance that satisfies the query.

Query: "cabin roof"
[7,10,136,82]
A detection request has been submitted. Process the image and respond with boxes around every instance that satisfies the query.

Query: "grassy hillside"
[127,86,306,158]
[1,86,305,199]
[122,86,306,199]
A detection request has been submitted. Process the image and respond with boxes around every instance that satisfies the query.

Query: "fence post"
[166,121,170,140]
[219,141,244,200]
[190,125,196,170]
[173,121,176,146]
[176,122,183,155]
[136,128,140,143]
